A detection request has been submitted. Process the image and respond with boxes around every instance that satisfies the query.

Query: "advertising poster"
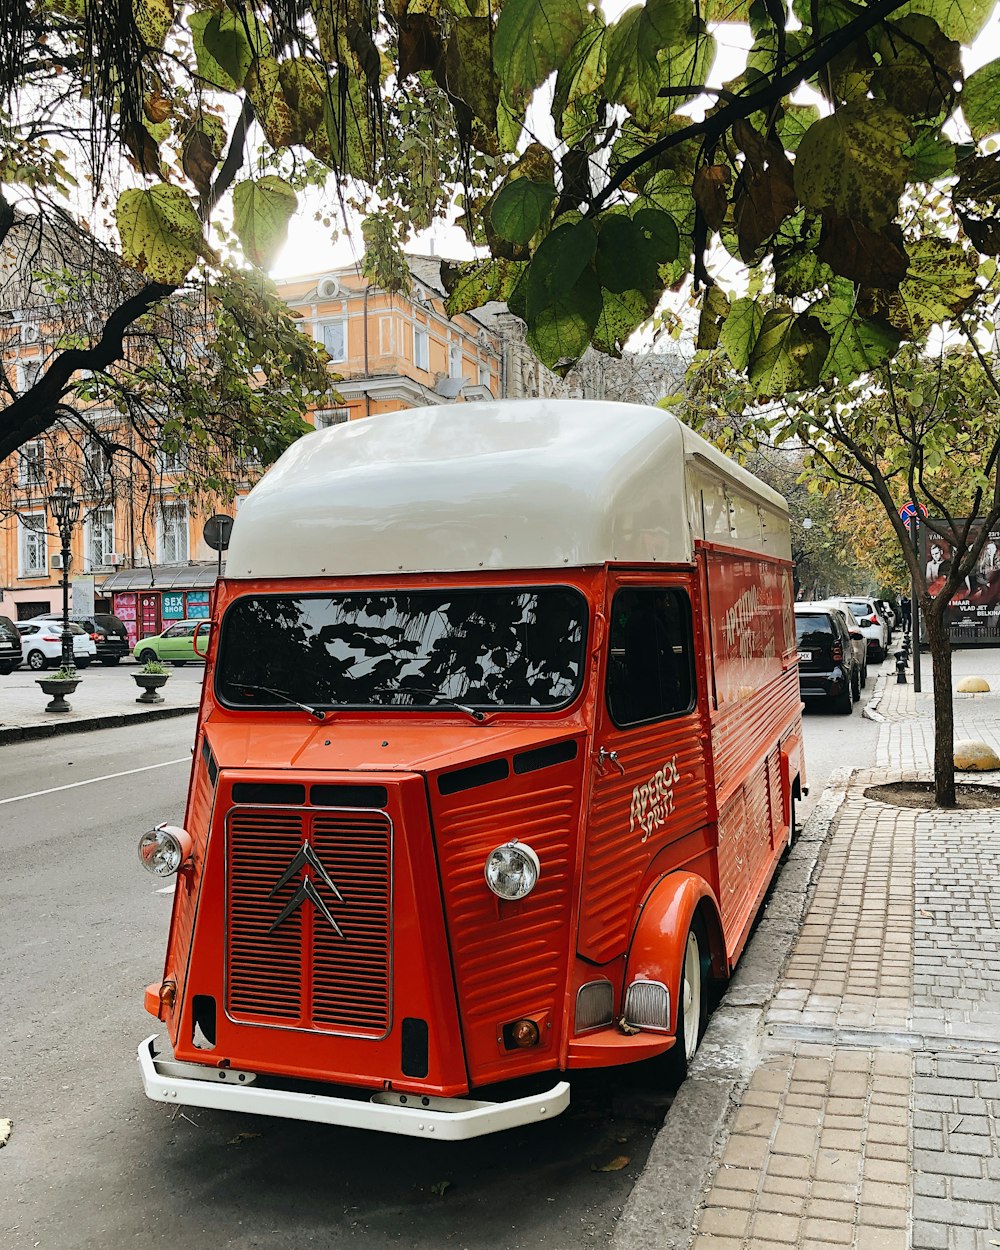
[922,520,1000,644]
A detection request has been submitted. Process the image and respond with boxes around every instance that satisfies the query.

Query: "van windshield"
[216,588,587,712]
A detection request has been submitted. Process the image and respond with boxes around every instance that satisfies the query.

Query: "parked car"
[16,620,96,670]
[25,612,130,665]
[794,603,861,713]
[0,614,22,674]
[813,598,868,689]
[875,599,897,634]
[839,596,891,661]
[133,618,212,666]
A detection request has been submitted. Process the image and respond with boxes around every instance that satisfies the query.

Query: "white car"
[839,596,891,662]
[16,621,96,671]
[812,598,869,688]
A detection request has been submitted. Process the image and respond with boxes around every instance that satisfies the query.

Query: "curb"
[0,703,198,745]
[862,667,889,722]
[610,769,855,1250]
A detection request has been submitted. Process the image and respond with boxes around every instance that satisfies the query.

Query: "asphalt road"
[0,677,880,1250]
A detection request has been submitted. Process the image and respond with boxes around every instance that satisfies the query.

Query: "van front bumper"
[138,1036,570,1140]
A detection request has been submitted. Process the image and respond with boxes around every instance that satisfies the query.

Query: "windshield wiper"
[375,686,487,721]
[233,683,327,722]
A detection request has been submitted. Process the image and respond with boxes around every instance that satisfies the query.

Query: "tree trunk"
[923,604,956,807]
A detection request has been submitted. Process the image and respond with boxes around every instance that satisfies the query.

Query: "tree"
[0,0,478,473]
[684,342,1000,807]
[6,0,1000,474]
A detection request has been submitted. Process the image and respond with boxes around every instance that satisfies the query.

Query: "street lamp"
[47,483,81,671]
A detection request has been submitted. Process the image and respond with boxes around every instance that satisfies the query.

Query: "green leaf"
[962,57,1000,140]
[133,0,173,49]
[811,287,903,382]
[906,129,956,181]
[494,0,588,96]
[859,236,979,336]
[872,15,960,119]
[248,56,294,151]
[445,17,500,127]
[697,285,731,350]
[593,287,658,355]
[233,176,298,269]
[525,220,598,319]
[490,179,558,245]
[116,185,203,284]
[632,207,681,263]
[747,309,830,397]
[605,0,690,123]
[442,257,527,316]
[525,268,602,370]
[776,103,820,153]
[719,296,765,372]
[897,0,995,44]
[188,9,255,91]
[553,18,607,145]
[324,71,375,180]
[596,214,662,293]
[794,100,911,228]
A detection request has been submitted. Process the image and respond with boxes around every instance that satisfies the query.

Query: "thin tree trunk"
[924,605,956,807]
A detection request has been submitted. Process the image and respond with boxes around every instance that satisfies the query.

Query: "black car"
[794,605,861,713]
[26,612,131,665]
[0,614,21,674]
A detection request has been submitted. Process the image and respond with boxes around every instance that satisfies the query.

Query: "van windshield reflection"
[216,589,586,712]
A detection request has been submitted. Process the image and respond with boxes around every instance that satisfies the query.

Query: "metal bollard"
[896,651,908,683]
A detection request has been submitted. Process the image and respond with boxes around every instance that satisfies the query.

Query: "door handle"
[597,747,626,776]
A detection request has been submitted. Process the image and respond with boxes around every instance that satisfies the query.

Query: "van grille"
[226,806,392,1035]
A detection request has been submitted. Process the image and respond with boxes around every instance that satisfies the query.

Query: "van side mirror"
[849,629,863,639]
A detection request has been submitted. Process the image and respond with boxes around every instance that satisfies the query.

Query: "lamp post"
[47,483,81,671]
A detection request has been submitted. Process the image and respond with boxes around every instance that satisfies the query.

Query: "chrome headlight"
[138,823,193,877]
[484,841,540,900]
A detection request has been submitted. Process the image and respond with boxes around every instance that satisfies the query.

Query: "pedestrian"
[899,597,911,630]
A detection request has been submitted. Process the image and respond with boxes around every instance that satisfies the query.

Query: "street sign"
[899,500,929,522]
[203,514,234,551]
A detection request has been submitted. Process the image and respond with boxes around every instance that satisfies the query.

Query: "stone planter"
[36,676,80,713]
[133,672,170,704]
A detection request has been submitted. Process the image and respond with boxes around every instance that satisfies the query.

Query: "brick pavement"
[685,650,1000,1250]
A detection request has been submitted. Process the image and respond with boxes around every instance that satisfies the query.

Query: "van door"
[577,577,712,965]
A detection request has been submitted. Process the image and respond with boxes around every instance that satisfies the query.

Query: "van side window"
[606,588,694,727]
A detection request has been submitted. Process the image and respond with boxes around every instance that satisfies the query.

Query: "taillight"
[831,641,844,663]
[42,634,61,642]
[869,615,879,625]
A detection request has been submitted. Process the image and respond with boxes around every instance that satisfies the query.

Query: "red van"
[137,400,805,1139]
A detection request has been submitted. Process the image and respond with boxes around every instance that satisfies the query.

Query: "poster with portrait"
[922,520,1000,643]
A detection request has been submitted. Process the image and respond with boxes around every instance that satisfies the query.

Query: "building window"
[158,503,189,564]
[159,444,185,475]
[321,319,347,363]
[414,327,429,371]
[379,316,394,355]
[85,439,112,484]
[86,507,114,570]
[449,343,464,379]
[20,360,40,393]
[18,441,45,488]
[18,513,48,577]
[314,408,350,429]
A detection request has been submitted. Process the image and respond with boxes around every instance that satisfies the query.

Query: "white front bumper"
[138,1036,571,1140]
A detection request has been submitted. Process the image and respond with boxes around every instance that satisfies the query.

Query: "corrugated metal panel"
[577,720,710,964]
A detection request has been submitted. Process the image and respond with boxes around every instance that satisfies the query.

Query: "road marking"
[0,757,189,805]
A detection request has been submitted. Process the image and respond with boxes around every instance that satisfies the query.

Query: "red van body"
[138,401,804,1139]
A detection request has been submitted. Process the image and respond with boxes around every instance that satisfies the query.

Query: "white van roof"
[225,400,790,579]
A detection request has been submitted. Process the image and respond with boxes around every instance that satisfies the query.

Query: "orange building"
[0,260,503,636]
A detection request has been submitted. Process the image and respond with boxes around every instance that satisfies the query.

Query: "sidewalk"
[616,649,1000,1250]
[0,663,200,743]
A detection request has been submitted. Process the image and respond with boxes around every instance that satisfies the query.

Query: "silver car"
[840,596,891,662]
[813,599,869,688]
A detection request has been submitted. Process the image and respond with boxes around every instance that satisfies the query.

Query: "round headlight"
[138,824,192,877]
[484,841,540,900]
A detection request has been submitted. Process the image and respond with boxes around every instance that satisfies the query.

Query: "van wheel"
[786,794,797,853]
[101,657,120,666]
[852,670,861,702]
[662,920,710,1085]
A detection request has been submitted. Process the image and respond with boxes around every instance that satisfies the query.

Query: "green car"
[133,618,212,666]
